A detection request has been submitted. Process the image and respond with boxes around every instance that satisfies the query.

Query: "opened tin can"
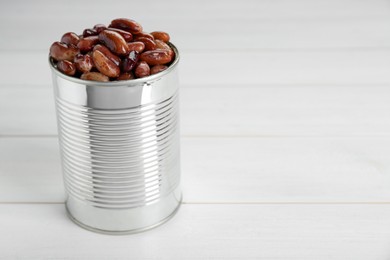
[49,44,182,234]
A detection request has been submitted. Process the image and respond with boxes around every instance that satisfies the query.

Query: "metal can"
[49,44,182,234]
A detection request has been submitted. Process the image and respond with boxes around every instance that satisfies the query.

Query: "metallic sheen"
[50,44,181,234]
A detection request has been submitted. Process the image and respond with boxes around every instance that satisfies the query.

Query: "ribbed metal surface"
[56,92,180,209]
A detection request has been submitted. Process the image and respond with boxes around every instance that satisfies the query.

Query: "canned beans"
[50,18,174,81]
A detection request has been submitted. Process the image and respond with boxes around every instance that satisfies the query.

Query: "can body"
[50,46,181,234]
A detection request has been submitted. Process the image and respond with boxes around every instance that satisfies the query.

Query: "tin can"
[49,44,182,234]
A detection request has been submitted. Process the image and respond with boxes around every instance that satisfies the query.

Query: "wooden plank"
[1,18,389,51]
[1,0,389,51]
[182,85,390,136]
[2,0,389,21]
[2,50,390,87]
[0,86,57,136]
[1,204,390,259]
[2,85,390,136]
[1,137,390,203]
[182,136,390,202]
[0,138,64,202]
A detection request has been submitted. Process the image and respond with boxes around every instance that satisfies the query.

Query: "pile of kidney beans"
[50,18,174,82]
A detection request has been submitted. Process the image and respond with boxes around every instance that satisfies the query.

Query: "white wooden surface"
[1,0,390,259]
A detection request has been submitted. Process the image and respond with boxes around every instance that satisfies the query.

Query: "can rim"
[49,43,180,87]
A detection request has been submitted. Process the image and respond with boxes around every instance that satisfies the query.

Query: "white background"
[1,0,390,259]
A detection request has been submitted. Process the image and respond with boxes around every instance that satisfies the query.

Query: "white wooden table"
[1,0,390,258]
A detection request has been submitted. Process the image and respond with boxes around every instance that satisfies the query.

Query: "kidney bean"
[110,18,143,34]
[61,32,80,46]
[50,18,176,81]
[77,36,99,52]
[127,41,145,52]
[106,28,133,42]
[74,54,93,73]
[93,24,107,33]
[50,42,79,61]
[140,50,172,66]
[136,37,156,51]
[98,30,129,56]
[83,28,98,37]
[120,51,139,72]
[93,44,121,66]
[135,61,150,78]
[57,60,76,76]
[92,49,120,78]
[117,72,135,80]
[81,72,109,82]
[150,65,168,75]
[150,31,170,43]
[155,39,174,59]
[134,32,154,40]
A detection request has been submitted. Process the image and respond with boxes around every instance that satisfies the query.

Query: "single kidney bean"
[120,51,139,72]
[155,40,174,59]
[57,60,76,76]
[81,72,109,82]
[127,41,145,52]
[83,28,98,37]
[136,37,156,51]
[98,30,130,56]
[140,50,172,65]
[93,24,107,33]
[117,72,135,80]
[92,49,120,78]
[74,54,93,73]
[110,18,143,34]
[135,61,150,78]
[150,65,168,75]
[93,44,121,66]
[106,28,133,42]
[150,31,170,43]
[50,42,79,61]
[134,32,154,40]
[61,32,80,46]
[77,36,99,52]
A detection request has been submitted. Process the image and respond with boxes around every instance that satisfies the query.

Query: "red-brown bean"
[127,42,145,52]
[83,28,98,37]
[150,65,168,75]
[61,32,80,46]
[136,37,156,51]
[77,36,99,52]
[106,28,133,42]
[57,60,76,76]
[74,54,93,73]
[135,61,150,78]
[50,42,79,61]
[150,31,170,43]
[120,51,139,72]
[155,39,174,59]
[81,72,109,82]
[110,18,143,34]
[98,30,129,56]
[92,49,120,77]
[140,50,172,65]
[93,44,121,66]
[134,32,154,40]
[93,24,107,33]
[117,72,135,80]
